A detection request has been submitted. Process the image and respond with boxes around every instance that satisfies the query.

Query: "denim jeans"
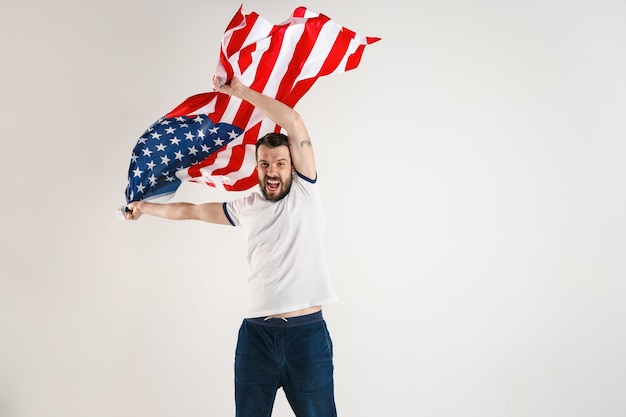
[234,311,337,417]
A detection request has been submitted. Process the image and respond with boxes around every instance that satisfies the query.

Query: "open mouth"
[266,178,280,193]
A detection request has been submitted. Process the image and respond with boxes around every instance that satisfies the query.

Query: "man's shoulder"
[291,171,321,201]
[238,190,265,205]
[295,171,317,184]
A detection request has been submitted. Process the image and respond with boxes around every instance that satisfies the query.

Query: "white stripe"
[295,22,342,82]
[200,144,257,188]
[335,36,369,72]
[262,21,307,97]
[186,97,217,117]
[237,36,272,84]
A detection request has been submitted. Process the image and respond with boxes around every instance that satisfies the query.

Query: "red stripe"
[207,93,231,124]
[223,173,258,191]
[165,92,216,118]
[226,21,288,130]
[292,6,308,19]
[213,123,261,176]
[251,23,287,92]
[230,98,255,130]
[219,9,260,82]
[282,28,351,108]
[238,42,256,73]
[346,43,366,71]
[188,150,219,178]
[274,14,328,103]
[317,29,353,76]
[224,5,245,32]
[213,144,246,176]
[224,9,258,58]
[219,48,234,81]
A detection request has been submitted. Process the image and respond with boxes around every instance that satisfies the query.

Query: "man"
[125,77,338,417]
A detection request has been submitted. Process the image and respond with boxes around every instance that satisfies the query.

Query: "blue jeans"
[234,311,337,417]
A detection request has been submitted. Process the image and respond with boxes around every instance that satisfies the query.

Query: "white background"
[1,0,625,416]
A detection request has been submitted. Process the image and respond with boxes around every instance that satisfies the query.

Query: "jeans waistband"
[245,310,324,328]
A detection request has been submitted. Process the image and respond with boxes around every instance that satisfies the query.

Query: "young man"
[125,77,338,417]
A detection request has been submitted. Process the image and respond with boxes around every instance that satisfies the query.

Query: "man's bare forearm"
[125,201,230,224]
[236,86,303,134]
[128,201,193,220]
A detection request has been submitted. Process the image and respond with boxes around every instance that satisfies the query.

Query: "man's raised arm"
[213,77,316,179]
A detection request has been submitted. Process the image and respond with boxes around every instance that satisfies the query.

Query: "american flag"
[125,6,379,203]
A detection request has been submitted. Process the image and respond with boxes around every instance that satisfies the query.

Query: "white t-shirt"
[224,172,338,318]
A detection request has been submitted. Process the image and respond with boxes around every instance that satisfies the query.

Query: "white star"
[131,153,139,163]
[214,137,224,147]
[136,183,146,193]
[138,137,147,144]
[151,132,162,140]
[180,123,189,128]
[165,175,175,182]
[188,146,198,156]
[160,119,171,125]
[165,127,176,135]
[156,143,166,152]
[227,130,239,139]
[170,137,181,145]
[175,117,185,122]
[197,129,205,139]
[174,150,184,161]
[201,144,210,153]
[146,160,156,170]
[142,148,153,157]
[194,115,204,123]
[208,126,219,135]
[160,155,171,165]
[132,167,143,178]
[148,174,158,186]
[185,131,194,140]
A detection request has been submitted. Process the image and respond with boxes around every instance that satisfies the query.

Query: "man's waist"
[246,306,323,327]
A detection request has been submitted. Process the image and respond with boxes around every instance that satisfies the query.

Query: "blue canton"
[125,115,243,202]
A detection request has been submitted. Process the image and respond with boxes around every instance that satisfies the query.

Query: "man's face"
[256,144,293,201]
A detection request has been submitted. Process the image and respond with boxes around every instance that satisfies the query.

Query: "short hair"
[255,132,290,159]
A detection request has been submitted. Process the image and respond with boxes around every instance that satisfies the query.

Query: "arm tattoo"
[299,139,312,148]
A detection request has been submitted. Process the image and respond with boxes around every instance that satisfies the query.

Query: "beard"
[259,174,293,202]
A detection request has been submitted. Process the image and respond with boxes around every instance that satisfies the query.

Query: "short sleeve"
[292,171,321,200]
[222,202,237,226]
[224,192,260,227]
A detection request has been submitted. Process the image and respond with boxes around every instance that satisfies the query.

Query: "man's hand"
[213,76,245,97]
[124,201,144,221]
